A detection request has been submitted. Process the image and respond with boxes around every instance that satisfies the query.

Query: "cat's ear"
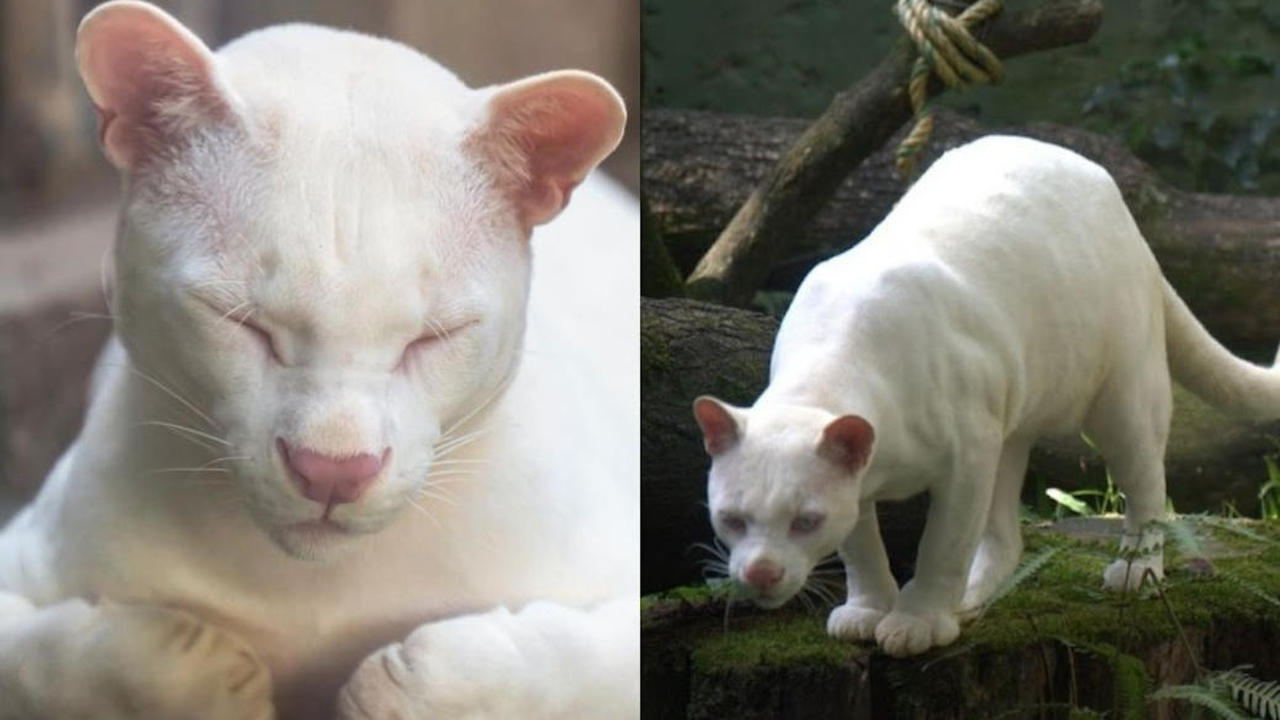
[469,70,626,228]
[817,415,875,474]
[692,396,743,456]
[76,0,240,171]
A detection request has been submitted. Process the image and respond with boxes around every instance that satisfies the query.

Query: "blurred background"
[0,0,638,519]
[646,0,1280,195]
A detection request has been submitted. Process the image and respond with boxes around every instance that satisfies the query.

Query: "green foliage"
[1150,681,1254,720]
[1082,32,1280,194]
[1045,473,1124,518]
[1046,487,1094,516]
[1216,668,1280,720]
[1259,455,1280,520]
[751,290,794,319]
[1193,514,1280,547]
[979,546,1063,614]
[1162,516,1209,564]
[1152,667,1280,720]
[1112,650,1153,720]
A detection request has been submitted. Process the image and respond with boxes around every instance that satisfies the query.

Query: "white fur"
[696,135,1280,658]
[0,3,637,718]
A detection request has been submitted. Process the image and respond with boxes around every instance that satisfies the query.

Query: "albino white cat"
[693,135,1280,658]
[0,2,637,718]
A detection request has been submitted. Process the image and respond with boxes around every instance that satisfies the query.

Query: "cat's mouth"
[291,518,349,533]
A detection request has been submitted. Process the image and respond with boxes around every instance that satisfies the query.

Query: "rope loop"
[893,0,1004,177]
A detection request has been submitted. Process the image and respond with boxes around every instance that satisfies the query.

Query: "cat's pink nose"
[278,440,388,506]
[743,560,785,590]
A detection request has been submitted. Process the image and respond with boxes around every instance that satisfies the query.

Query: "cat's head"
[76,1,624,559]
[692,396,876,608]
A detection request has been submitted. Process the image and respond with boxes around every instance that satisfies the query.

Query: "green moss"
[639,316,672,389]
[645,520,1280,717]
[691,613,861,674]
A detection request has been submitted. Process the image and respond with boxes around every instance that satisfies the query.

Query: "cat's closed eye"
[397,331,445,369]
[789,513,825,535]
[395,319,478,372]
[197,297,285,365]
[239,317,284,365]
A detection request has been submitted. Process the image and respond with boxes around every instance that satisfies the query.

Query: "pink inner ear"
[692,397,740,456]
[473,72,625,228]
[77,3,232,170]
[818,415,875,473]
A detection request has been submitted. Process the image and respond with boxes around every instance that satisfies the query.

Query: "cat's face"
[78,2,624,559]
[693,398,875,608]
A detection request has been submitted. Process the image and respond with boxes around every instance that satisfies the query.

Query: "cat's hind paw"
[1103,555,1164,592]
[826,603,887,643]
[874,610,960,658]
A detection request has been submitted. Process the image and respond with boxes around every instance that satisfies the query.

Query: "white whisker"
[406,497,443,529]
[138,421,231,449]
[428,459,491,467]
[415,486,460,507]
[119,365,221,431]
[424,469,484,479]
[433,427,493,458]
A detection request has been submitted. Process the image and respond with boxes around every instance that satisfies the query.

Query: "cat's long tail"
[1163,280,1280,421]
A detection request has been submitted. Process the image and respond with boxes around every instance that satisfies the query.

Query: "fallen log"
[645,107,1280,351]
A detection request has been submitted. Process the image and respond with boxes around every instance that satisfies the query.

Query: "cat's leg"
[336,594,638,720]
[960,439,1033,615]
[876,430,1001,657]
[0,594,273,719]
[827,501,899,642]
[1084,362,1173,592]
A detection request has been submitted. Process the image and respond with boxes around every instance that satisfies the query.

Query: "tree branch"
[683,0,1103,305]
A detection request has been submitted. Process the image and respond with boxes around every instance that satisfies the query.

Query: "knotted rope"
[893,0,1004,177]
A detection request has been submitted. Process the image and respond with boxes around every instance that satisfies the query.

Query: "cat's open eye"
[790,513,825,535]
[718,512,747,534]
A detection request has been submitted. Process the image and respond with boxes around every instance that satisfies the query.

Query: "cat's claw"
[1103,555,1164,592]
[826,602,888,643]
[874,609,960,657]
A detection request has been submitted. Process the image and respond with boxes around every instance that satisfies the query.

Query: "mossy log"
[642,519,1280,720]
[645,108,1280,351]
[641,297,1280,594]
[682,0,1105,305]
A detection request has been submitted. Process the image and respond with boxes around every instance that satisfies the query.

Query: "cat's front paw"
[874,609,960,657]
[826,602,887,643]
[4,602,273,720]
[1103,555,1164,592]
[90,604,273,719]
[336,612,528,720]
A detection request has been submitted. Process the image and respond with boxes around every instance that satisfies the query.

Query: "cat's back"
[773,136,1163,423]
[792,135,1156,323]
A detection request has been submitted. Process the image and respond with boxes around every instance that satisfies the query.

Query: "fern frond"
[1161,516,1208,562]
[1222,575,1280,612]
[1192,515,1280,548]
[1214,668,1280,720]
[1149,683,1252,720]
[983,546,1062,610]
